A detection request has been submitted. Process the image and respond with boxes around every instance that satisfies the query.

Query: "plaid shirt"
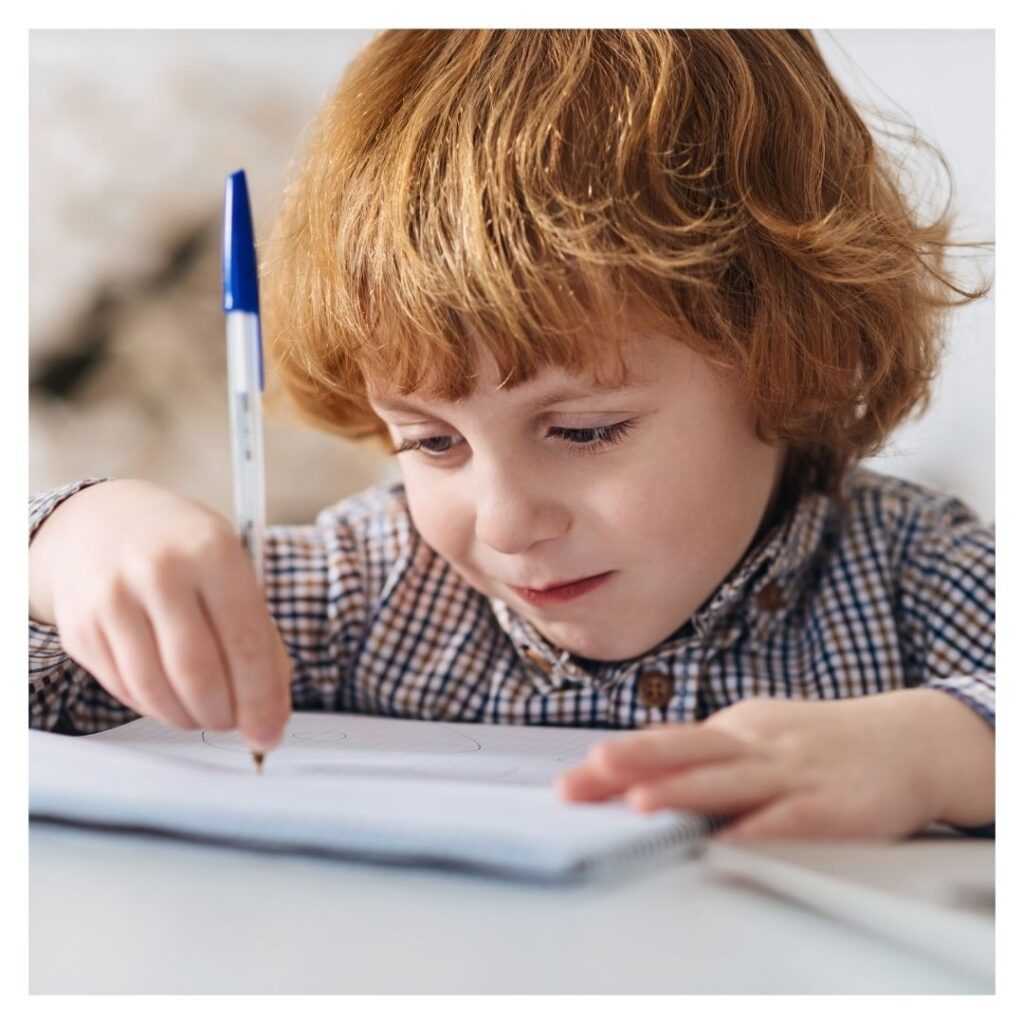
[29,468,995,736]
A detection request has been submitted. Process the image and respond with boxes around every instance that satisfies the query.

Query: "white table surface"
[29,821,993,994]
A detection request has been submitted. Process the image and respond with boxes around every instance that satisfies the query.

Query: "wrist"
[904,688,995,829]
[29,522,60,625]
[28,480,114,625]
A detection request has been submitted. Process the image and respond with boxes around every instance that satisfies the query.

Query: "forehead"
[367,328,682,414]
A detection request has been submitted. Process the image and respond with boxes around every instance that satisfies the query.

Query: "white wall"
[816,30,994,521]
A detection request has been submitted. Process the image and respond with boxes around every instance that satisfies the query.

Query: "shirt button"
[756,582,783,612]
[524,648,552,673]
[637,671,673,709]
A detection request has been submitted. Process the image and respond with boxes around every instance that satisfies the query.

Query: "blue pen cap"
[222,169,260,314]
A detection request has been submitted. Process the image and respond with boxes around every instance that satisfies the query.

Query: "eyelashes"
[391,435,462,457]
[390,418,639,460]
[548,420,638,450]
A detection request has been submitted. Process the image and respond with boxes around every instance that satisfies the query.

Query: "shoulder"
[835,466,993,574]
[839,466,990,534]
[305,477,491,636]
[313,476,411,533]
[262,477,453,610]
[309,477,420,563]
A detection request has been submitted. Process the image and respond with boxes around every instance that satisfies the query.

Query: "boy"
[29,30,994,840]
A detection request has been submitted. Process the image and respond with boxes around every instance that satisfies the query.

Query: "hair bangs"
[343,261,653,406]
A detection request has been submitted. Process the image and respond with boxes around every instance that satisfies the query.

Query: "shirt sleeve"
[29,480,372,734]
[28,478,139,734]
[896,492,995,727]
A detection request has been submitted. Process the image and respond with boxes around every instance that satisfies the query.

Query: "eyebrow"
[370,381,648,417]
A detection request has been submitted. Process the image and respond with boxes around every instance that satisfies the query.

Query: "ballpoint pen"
[222,169,268,775]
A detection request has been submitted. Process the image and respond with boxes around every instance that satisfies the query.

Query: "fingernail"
[626,788,651,812]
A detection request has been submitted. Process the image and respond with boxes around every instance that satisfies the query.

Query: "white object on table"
[706,838,993,980]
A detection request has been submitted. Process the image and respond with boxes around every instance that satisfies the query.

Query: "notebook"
[29,712,708,882]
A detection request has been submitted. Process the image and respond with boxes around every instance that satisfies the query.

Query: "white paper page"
[81,711,609,786]
[30,714,707,880]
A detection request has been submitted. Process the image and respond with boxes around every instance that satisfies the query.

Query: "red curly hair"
[263,29,989,497]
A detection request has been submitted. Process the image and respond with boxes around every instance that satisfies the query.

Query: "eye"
[547,419,638,451]
[390,418,638,460]
[391,434,466,457]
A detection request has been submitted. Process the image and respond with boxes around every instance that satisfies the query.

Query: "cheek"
[687,370,779,493]
[703,405,781,515]
[401,471,474,561]
[666,434,780,568]
[605,413,778,557]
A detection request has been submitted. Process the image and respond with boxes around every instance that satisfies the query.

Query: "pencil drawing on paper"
[200,720,483,758]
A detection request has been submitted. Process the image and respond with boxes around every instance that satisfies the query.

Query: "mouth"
[506,572,614,607]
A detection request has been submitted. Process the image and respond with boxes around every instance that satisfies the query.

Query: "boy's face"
[369,330,784,662]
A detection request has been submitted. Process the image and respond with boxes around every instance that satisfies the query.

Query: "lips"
[513,576,599,593]
[506,571,614,607]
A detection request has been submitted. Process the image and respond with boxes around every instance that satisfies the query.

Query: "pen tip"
[253,751,265,774]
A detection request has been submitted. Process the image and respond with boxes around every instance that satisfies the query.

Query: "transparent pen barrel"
[226,313,266,587]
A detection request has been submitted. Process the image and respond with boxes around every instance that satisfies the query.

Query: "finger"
[145,577,235,730]
[557,727,749,803]
[102,593,200,730]
[589,726,747,783]
[626,759,786,815]
[714,793,844,842]
[90,624,138,712]
[199,561,289,751]
[557,762,630,802]
[271,624,295,716]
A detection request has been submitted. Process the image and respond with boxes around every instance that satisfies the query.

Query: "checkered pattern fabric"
[29,467,995,737]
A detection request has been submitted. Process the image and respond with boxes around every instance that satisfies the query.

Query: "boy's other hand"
[29,479,292,750]
[557,690,993,839]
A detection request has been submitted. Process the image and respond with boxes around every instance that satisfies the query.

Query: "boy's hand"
[557,690,994,840]
[30,479,292,750]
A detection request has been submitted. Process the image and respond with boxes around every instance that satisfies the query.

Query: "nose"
[473,457,571,555]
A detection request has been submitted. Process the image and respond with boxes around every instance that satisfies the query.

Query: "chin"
[545,627,653,663]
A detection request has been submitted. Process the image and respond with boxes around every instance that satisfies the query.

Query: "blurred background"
[28,29,994,524]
